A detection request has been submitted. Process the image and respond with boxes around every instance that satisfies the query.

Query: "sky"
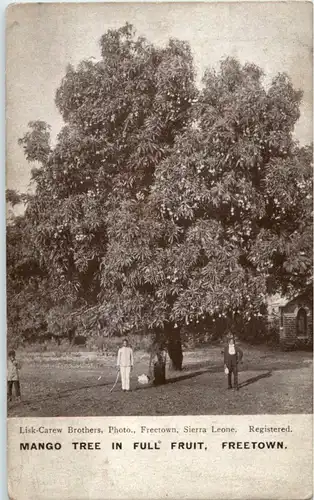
[6,1,313,195]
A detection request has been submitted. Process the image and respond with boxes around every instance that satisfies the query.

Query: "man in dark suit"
[223,335,243,390]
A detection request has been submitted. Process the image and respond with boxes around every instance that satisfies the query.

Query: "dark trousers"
[227,364,238,389]
[7,380,21,399]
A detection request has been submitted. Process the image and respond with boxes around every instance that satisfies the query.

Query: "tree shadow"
[166,365,223,384]
[239,371,272,389]
[135,366,222,391]
[135,366,275,391]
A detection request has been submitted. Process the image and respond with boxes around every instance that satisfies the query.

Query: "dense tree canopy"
[97,58,312,359]
[7,25,312,358]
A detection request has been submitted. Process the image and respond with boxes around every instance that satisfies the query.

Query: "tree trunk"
[68,326,76,345]
[167,327,183,371]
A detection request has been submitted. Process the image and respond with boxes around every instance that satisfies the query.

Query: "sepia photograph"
[6,2,313,419]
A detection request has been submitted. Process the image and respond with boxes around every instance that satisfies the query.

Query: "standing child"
[116,339,134,392]
[7,350,21,402]
[223,335,243,391]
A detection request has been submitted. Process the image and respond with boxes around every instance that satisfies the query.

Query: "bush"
[280,337,313,352]
[293,338,313,351]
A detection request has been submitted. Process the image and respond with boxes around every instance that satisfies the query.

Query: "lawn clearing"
[8,344,313,416]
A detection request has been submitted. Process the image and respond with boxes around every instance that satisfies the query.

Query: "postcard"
[6,2,313,499]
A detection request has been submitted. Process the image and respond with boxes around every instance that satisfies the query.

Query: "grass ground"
[7,344,313,416]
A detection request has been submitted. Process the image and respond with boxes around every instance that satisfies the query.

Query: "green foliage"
[6,213,50,345]
[18,120,51,164]
[6,189,23,207]
[99,55,312,334]
[8,25,312,347]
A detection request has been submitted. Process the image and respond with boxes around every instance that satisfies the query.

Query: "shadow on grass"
[166,365,222,384]
[134,365,223,391]
[239,370,272,389]
[135,367,275,392]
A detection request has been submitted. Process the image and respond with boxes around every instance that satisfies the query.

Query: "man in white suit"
[117,339,134,391]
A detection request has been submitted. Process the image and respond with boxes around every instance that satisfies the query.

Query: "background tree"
[6,192,50,347]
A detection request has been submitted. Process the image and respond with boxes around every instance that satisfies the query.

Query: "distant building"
[267,294,289,319]
[278,292,313,349]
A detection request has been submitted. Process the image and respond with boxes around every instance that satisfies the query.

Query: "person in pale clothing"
[116,339,134,392]
[7,349,21,402]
